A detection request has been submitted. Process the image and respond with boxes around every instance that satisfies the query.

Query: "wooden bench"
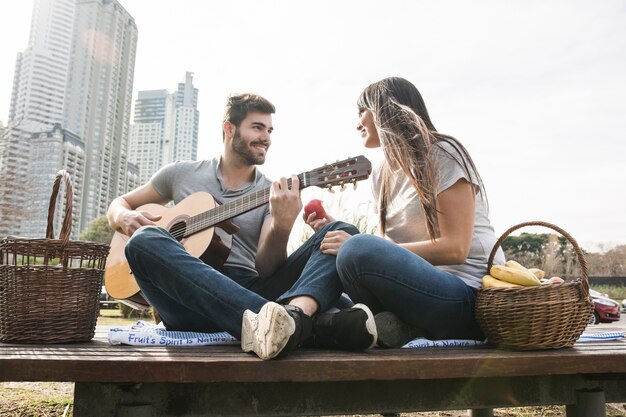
[1,325,625,417]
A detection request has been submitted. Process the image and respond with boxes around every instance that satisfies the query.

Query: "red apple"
[304,199,327,220]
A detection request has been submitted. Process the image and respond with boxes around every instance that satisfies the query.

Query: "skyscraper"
[129,72,199,184]
[0,0,138,239]
[128,90,172,184]
[173,72,199,163]
[8,0,76,133]
[0,0,80,238]
[64,0,138,232]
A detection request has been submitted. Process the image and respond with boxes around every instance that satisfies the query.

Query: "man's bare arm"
[107,183,168,236]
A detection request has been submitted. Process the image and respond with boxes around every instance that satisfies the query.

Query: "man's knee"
[125,226,163,259]
[326,220,359,236]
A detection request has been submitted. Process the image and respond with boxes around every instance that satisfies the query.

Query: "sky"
[1,0,625,252]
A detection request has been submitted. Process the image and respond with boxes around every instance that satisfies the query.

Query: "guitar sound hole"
[169,222,187,242]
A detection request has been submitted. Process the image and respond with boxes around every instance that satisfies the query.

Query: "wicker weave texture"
[0,171,110,343]
[475,221,594,350]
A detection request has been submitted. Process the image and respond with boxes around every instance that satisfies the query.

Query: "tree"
[501,233,550,270]
[80,215,114,244]
[586,245,626,277]
[501,233,625,277]
[501,233,549,257]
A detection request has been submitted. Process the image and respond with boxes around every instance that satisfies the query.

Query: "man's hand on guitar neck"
[256,175,303,277]
[268,175,302,234]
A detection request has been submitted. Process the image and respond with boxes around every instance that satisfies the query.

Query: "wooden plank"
[2,325,626,383]
[2,340,626,383]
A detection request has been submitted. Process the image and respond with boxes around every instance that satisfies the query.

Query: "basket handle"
[487,221,589,296]
[45,170,73,246]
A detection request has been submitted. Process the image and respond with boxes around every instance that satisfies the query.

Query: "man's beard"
[232,129,266,165]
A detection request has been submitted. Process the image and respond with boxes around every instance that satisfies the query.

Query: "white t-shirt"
[371,140,504,289]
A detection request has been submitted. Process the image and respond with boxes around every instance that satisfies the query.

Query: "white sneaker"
[241,302,296,360]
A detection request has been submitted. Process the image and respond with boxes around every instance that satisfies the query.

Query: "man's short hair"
[223,93,275,128]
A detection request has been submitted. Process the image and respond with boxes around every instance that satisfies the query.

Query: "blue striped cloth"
[577,331,625,342]
[401,331,625,348]
[108,320,238,346]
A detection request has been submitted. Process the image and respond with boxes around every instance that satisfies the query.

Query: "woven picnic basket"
[0,170,110,343]
[474,221,594,350]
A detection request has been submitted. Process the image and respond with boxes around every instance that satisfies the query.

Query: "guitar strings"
[166,159,363,240]
[167,174,306,240]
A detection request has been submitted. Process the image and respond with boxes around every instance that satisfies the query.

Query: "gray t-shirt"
[150,157,272,275]
[371,141,505,289]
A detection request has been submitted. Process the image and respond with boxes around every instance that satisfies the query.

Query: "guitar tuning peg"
[340,183,346,192]
[353,181,358,190]
[327,185,335,193]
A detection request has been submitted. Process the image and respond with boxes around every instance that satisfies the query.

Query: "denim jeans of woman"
[336,234,484,340]
[124,221,358,339]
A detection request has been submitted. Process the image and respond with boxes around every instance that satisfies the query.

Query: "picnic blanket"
[108,321,238,346]
[401,331,626,348]
[108,321,625,347]
[576,331,625,342]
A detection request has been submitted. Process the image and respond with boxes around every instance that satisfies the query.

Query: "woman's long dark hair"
[357,77,485,239]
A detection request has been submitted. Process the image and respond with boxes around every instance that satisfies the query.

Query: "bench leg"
[468,409,494,417]
[565,389,606,417]
[115,404,154,417]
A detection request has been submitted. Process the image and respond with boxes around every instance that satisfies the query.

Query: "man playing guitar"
[106,93,377,360]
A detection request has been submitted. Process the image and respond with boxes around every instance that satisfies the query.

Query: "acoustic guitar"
[104,155,372,308]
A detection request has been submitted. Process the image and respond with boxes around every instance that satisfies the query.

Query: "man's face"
[231,112,273,165]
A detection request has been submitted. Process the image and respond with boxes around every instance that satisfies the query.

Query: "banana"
[482,274,522,289]
[505,260,530,272]
[505,260,546,280]
[490,264,541,286]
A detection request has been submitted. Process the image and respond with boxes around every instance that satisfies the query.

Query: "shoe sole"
[352,303,378,349]
[375,311,423,348]
[241,302,296,360]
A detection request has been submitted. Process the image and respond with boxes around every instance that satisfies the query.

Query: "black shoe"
[311,303,377,351]
[241,302,312,360]
[374,311,424,348]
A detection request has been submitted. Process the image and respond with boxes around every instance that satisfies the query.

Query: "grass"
[0,382,73,416]
[96,305,140,326]
[591,285,626,301]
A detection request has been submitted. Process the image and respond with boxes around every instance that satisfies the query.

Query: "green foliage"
[501,232,626,278]
[118,303,154,320]
[80,215,114,244]
[591,285,626,301]
[501,233,550,271]
[501,233,549,257]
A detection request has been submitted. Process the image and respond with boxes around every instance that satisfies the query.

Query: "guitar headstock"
[301,155,372,191]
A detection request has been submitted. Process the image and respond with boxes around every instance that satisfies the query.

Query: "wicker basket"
[0,170,110,343]
[475,221,594,350]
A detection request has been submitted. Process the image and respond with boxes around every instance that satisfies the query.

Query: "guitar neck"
[184,173,307,237]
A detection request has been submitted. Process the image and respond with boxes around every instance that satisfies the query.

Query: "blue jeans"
[336,234,484,340]
[124,221,359,339]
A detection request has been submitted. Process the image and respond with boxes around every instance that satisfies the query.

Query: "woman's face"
[356,109,380,148]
